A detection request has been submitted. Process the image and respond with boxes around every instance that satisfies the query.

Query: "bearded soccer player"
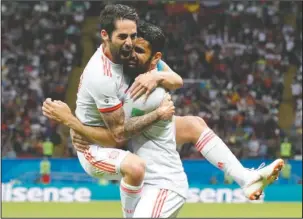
[43,4,181,218]
[121,22,284,200]
[43,21,284,216]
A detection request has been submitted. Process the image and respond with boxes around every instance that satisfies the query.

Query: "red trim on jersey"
[101,53,112,77]
[101,56,107,76]
[84,150,116,173]
[107,58,112,77]
[99,102,122,113]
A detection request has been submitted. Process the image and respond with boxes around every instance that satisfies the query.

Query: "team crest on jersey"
[131,108,145,117]
[217,162,224,169]
[108,151,120,160]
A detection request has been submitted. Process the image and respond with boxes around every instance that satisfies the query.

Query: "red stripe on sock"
[120,183,142,194]
[197,133,216,151]
[195,131,213,150]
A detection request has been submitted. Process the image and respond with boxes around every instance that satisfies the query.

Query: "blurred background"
[1,0,302,218]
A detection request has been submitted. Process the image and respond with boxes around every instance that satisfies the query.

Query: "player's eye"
[118,34,128,40]
[134,47,145,54]
[130,33,137,40]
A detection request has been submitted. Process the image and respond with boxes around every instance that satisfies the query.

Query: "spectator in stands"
[40,157,51,184]
[42,137,54,158]
[1,1,89,158]
[1,1,301,161]
[280,137,293,159]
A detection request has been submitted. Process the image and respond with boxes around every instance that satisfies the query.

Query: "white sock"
[195,128,251,187]
[120,178,143,218]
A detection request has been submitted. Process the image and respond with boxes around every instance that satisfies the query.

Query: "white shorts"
[77,145,129,180]
[133,185,185,218]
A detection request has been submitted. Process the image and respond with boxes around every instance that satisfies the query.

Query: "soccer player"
[43,4,186,218]
[43,21,283,215]
[42,4,178,218]
[96,21,284,199]
[106,20,284,200]
[124,22,284,201]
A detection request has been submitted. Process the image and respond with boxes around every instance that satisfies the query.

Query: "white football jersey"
[123,87,189,198]
[75,45,131,129]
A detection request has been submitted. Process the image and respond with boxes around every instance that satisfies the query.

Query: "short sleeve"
[156,60,166,71]
[86,77,122,113]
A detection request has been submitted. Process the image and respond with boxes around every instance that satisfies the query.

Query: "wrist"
[65,115,78,129]
[155,73,164,86]
[155,107,163,119]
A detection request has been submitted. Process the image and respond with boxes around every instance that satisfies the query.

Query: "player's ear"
[101,30,109,42]
[151,52,162,66]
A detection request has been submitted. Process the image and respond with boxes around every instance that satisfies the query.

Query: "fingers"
[42,99,67,122]
[70,128,75,137]
[73,137,91,146]
[72,133,91,145]
[144,88,152,102]
[133,87,146,101]
[54,100,63,105]
[128,81,137,94]
[42,106,56,120]
[43,99,60,109]
[70,129,91,144]
[129,74,144,93]
[73,143,89,153]
[130,83,144,98]
[163,93,172,102]
[45,98,52,104]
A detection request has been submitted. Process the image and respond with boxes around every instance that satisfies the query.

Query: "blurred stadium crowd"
[1,1,302,160]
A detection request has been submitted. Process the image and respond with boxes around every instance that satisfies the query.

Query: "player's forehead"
[113,19,137,35]
[134,37,151,51]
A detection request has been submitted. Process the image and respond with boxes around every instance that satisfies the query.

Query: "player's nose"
[130,50,136,58]
[124,37,133,49]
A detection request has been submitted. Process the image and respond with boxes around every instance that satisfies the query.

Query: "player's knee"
[194,116,208,130]
[186,116,209,142]
[121,154,146,181]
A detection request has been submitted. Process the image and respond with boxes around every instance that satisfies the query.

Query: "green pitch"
[2,202,302,218]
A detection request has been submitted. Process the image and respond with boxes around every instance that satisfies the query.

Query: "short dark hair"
[99,4,139,37]
[137,21,165,55]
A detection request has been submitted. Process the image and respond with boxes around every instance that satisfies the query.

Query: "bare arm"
[129,60,183,100]
[101,93,174,143]
[42,92,174,147]
[101,107,160,143]
[64,114,124,147]
[42,99,123,147]
[156,61,183,90]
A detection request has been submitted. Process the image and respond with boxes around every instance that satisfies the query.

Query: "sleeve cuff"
[99,102,123,113]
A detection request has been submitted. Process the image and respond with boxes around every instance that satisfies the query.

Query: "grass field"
[2,202,302,218]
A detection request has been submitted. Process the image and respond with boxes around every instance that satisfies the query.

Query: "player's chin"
[127,61,137,68]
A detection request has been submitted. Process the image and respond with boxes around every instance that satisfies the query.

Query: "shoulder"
[133,87,166,112]
[83,55,116,87]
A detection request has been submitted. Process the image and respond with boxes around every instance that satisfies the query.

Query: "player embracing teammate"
[42,4,284,218]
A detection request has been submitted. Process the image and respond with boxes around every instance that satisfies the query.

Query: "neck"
[102,44,115,63]
[149,64,156,71]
